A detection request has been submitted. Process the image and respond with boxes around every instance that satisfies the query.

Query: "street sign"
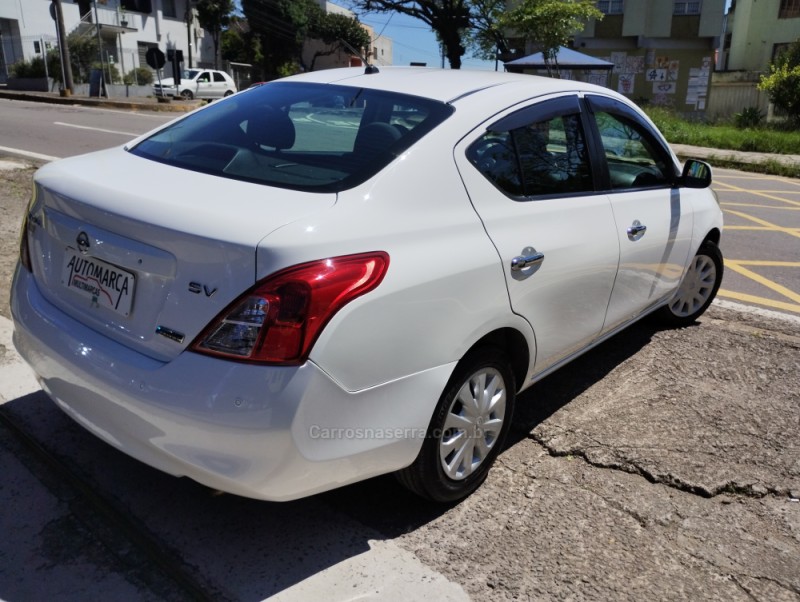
[145,47,166,70]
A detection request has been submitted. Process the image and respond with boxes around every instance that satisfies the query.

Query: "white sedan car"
[153,68,237,100]
[12,68,723,503]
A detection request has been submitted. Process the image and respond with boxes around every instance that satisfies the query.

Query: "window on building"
[162,0,177,18]
[596,0,624,14]
[120,0,153,14]
[779,0,800,18]
[673,1,701,14]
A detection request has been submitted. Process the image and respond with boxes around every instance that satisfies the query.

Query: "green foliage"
[242,0,326,78]
[351,0,470,69]
[124,67,154,85]
[500,0,603,76]
[306,12,372,71]
[758,38,800,125]
[222,15,263,67]
[468,0,513,61]
[67,34,100,83]
[644,106,800,155]
[733,107,764,129]
[196,0,234,69]
[10,56,47,78]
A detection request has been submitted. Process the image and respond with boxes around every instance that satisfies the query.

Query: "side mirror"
[679,159,712,189]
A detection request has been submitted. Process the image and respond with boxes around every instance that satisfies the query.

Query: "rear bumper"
[11,267,451,501]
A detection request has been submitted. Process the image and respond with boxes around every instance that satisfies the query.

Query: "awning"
[505,47,614,71]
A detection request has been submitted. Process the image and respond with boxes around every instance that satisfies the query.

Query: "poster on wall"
[610,52,627,71]
[646,68,667,82]
[618,74,635,95]
[653,81,677,94]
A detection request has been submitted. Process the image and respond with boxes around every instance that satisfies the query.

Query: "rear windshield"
[129,81,454,193]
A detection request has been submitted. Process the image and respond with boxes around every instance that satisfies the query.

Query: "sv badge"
[188,282,218,297]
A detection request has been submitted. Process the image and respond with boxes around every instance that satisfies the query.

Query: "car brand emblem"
[76,231,91,254]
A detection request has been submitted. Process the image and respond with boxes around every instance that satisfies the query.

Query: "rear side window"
[129,82,453,192]
[467,102,593,199]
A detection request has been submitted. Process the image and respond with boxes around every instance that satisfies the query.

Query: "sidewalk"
[1,87,799,172]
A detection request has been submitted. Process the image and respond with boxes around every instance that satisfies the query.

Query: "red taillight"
[191,252,389,364]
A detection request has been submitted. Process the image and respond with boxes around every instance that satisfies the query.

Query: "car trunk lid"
[27,148,335,362]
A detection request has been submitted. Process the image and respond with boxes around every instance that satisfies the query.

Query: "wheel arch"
[460,327,531,394]
[703,227,721,247]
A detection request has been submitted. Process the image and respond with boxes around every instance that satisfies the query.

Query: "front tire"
[396,347,516,503]
[658,241,723,326]
[180,89,194,100]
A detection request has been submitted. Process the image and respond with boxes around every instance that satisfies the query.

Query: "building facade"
[721,0,800,71]
[0,0,215,84]
[573,0,726,113]
[301,2,392,72]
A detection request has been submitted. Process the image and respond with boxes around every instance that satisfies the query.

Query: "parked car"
[12,67,723,503]
[153,68,236,100]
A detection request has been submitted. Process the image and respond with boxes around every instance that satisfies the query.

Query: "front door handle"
[627,220,647,241]
[511,251,545,271]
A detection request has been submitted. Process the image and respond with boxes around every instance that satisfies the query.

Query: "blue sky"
[347,8,497,70]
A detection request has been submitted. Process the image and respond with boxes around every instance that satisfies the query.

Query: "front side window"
[593,111,672,189]
[129,82,453,192]
[468,109,593,199]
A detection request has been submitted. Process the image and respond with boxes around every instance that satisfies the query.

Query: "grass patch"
[644,107,800,155]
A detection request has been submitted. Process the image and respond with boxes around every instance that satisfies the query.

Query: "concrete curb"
[0,89,201,113]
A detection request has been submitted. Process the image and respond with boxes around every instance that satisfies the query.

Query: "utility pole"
[93,0,107,96]
[51,0,74,95]
[185,2,193,69]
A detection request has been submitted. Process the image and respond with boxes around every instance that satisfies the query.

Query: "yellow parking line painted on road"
[725,226,800,234]
[717,182,800,208]
[724,209,800,239]
[725,261,800,305]
[730,260,800,267]
[721,202,800,210]
[718,289,800,314]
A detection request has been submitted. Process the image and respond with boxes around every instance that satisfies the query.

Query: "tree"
[305,12,372,72]
[759,39,800,125]
[222,15,263,72]
[352,0,471,69]
[243,0,322,77]
[467,0,513,63]
[500,0,602,76]
[196,0,234,69]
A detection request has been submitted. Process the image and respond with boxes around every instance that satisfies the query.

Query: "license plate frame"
[61,248,136,317]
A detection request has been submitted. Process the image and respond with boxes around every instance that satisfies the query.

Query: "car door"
[455,95,620,374]
[212,71,230,96]
[584,95,694,332]
[195,71,213,98]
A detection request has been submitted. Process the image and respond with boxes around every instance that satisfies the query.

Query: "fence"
[706,71,772,121]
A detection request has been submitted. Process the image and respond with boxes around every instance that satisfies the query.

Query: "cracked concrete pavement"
[1,159,799,600]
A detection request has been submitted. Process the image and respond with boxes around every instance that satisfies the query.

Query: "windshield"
[129,82,454,193]
[183,69,200,79]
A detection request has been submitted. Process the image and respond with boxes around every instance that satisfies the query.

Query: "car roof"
[282,66,610,104]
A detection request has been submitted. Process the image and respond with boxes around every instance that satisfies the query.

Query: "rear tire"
[396,347,516,503]
[658,241,723,326]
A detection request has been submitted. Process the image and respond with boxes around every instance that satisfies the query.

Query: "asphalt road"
[0,98,173,160]
[0,99,799,601]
